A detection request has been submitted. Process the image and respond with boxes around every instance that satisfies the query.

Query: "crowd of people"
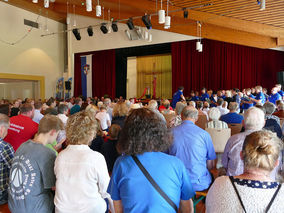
[0,83,283,212]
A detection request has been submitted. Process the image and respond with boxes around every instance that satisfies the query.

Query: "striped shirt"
[206,120,228,130]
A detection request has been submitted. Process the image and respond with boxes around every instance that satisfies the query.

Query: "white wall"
[0,2,66,99]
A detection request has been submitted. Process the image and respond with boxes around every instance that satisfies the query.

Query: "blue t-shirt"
[107,152,194,213]
[169,120,216,191]
[268,93,281,105]
[190,96,199,101]
[200,93,210,101]
[70,104,80,115]
[255,92,266,104]
[278,90,284,97]
[172,90,183,108]
[242,94,254,110]
[220,112,244,124]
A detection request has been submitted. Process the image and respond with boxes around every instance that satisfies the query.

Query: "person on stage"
[172,86,186,108]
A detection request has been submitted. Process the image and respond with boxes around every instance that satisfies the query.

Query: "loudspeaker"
[277,72,284,86]
[65,81,71,90]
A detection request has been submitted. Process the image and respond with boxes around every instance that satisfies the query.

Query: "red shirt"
[158,105,173,112]
[4,114,38,151]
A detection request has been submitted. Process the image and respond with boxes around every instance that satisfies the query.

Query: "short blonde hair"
[113,102,129,117]
[243,130,282,172]
[66,110,98,145]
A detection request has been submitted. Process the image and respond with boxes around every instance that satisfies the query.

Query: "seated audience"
[203,101,210,114]
[101,124,121,173]
[221,107,282,180]
[10,99,20,117]
[57,104,69,125]
[4,103,38,151]
[188,101,196,108]
[89,119,105,152]
[96,105,111,131]
[70,97,82,115]
[8,115,63,212]
[189,90,199,101]
[0,114,14,205]
[263,102,282,138]
[161,100,174,115]
[169,106,216,191]
[0,104,10,116]
[207,130,284,212]
[269,87,282,105]
[273,102,284,119]
[232,88,241,106]
[224,90,233,105]
[174,101,186,126]
[216,98,229,116]
[104,98,113,122]
[108,108,194,212]
[159,99,173,112]
[54,110,114,213]
[147,100,166,123]
[164,113,177,129]
[206,107,228,129]
[32,101,44,124]
[111,102,128,128]
[220,102,244,124]
[196,101,208,120]
[200,87,210,101]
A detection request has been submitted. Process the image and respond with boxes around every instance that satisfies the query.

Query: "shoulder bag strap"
[131,155,178,212]
[229,176,247,213]
[265,183,282,213]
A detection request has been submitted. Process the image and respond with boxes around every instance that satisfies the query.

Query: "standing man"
[268,87,281,105]
[169,106,216,191]
[0,114,14,205]
[8,115,63,213]
[4,103,38,151]
[172,86,185,109]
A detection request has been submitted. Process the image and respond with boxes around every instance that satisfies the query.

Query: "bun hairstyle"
[242,130,283,171]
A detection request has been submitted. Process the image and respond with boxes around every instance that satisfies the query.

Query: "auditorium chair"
[228,123,242,136]
[195,114,208,130]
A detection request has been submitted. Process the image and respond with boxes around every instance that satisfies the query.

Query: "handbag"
[131,155,178,212]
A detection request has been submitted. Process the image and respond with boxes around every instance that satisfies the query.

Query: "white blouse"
[54,145,113,213]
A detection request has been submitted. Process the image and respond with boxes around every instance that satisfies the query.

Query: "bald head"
[181,106,198,121]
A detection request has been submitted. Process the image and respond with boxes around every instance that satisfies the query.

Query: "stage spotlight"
[112,21,118,32]
[86,0,92,12]
[127,18,134,30]
[44,0,49,8]
[183,9,189,18]
[100,23,108,34]
[87,26,93,36]
[142,15,152,30]
[96,4,101,16]
[260,0,265,10]
[32,0,38,3]
[72,28,81,40]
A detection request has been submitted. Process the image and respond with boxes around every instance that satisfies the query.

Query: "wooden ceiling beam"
[277,38,284,47]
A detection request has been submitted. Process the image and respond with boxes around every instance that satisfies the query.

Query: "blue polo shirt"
[278,90,284,97]
[220,112,244,124]
[190,96,199,101]
[70,104,80,115]
[172,90,183,108]
[242,94,255,110]
[107,152,195,213]
[268,93,281,105]
[255,92,266,104]
[200,93,210,101]
[169,120,216,191]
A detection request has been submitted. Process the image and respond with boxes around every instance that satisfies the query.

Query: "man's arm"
[206,160,215,170]
[180,199,194,213]
[114,200,123,213]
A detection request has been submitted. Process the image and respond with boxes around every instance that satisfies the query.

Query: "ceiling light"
[96,1,101,17]
[198,43,203,52]
[44,0,49,8]
[260,0,265,10]
[196,41,201,51]
[100,23,108,34]
[86,0,92,12]
[142,15,152,30]
[158,0,165,24]
[87,26,93,36]
[112,21,118,32]
[127,18,134,30]
[32,0,38,3]
[72,29,81,40]
[164,16,171,29]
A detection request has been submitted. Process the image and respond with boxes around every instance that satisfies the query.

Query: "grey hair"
[208,107,221,121]
[175,102,186,115]
[182,106,198,120]
[244,107,265,130]
[229,102,238,111]
[263,102,276,115]
[148,100,158,110]
[0,113,10,128]
[188,101,196,108]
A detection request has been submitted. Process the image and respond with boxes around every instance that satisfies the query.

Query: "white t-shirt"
[57,114,68,126]
[54,145,114,213]
[96,111,111,130]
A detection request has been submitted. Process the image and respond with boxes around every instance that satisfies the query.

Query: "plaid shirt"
[0,138,14,193]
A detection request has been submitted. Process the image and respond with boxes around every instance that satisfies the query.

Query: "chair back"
[195,114,208,129]
[228,123,242,136]
[205,128,231,153]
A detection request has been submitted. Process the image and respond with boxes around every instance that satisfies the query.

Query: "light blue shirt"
[32,109,44,124]
[169,120,216,191]
[222,130,280,180]
[107,152,194,213]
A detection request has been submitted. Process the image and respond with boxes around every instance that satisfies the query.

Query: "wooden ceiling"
[4,0,284,48]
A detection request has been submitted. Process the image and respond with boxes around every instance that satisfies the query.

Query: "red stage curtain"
[171,39,284,96]
[74,49,116,98]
